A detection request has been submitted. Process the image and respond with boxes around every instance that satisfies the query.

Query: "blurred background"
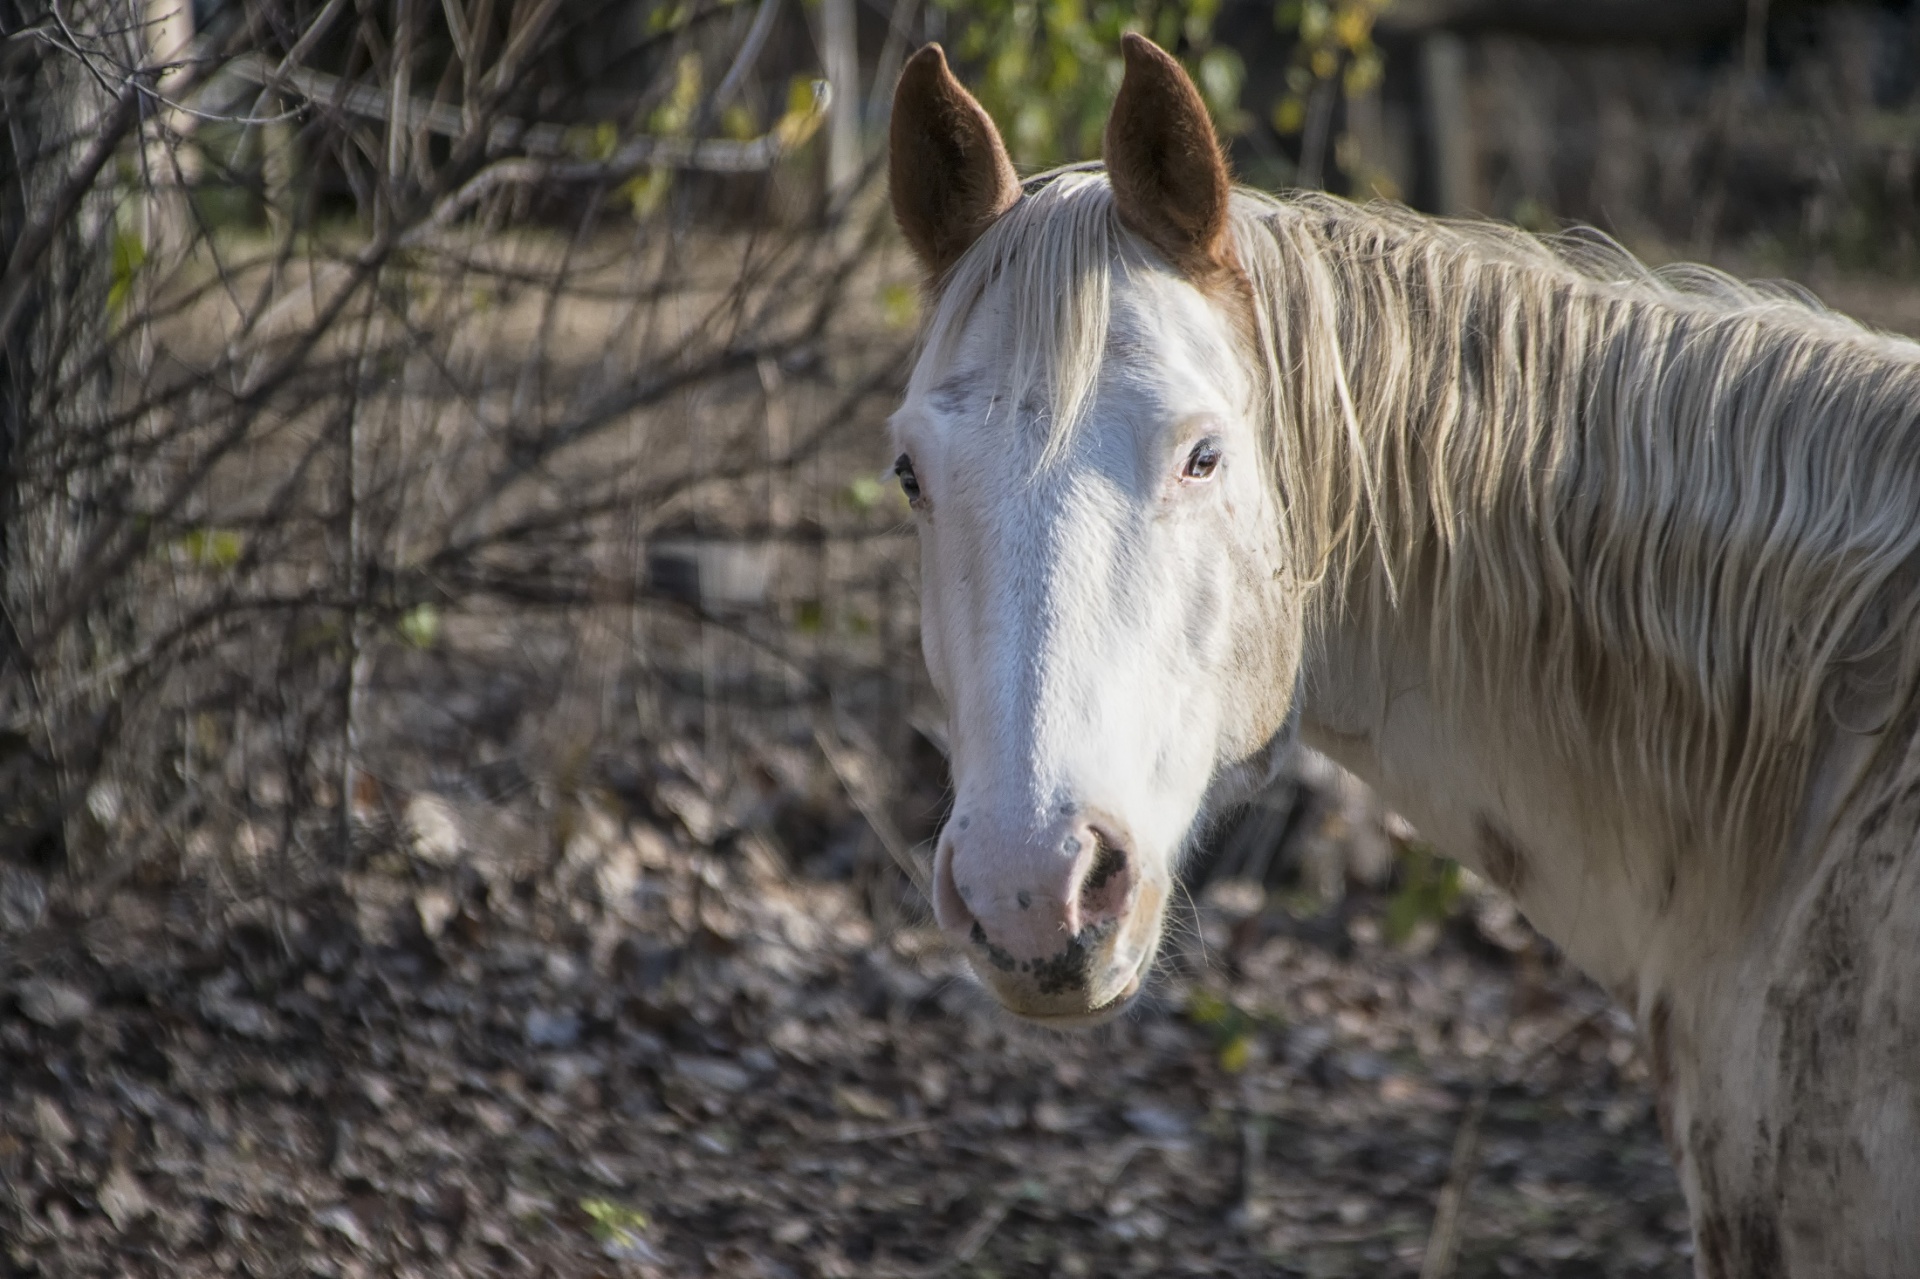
[2,1,1916,1275]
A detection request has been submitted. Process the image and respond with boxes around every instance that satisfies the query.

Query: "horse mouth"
[1002,954,1148,1028]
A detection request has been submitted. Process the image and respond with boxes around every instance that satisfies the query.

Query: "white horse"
[886,35,1920,1278]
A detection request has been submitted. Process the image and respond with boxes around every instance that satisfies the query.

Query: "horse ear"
[1104,33,1235,281]
[890,45,1021,281]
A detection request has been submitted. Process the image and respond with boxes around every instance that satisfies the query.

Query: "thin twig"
[711,0,780,110]
[0,84,141,352]
[225,53,829,176]
[822,1118,939,1144]
[872,1190,1015,1279]
[814,720,933,899]
[1417,1005,1609,1278]
[952,1193,1014,1263]
[1235,1115,1268,1227]
[1418,1084,1489,1279]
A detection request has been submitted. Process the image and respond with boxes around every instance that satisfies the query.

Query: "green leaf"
[649,54,704,135]
[1384,844,1464,944]
[177,527,244,569]
[1186,987,1270,1071]
[620,170,673,219]
[580,1198,648,1231]
[879,281,919,330]
[845,473,885,511]
[108,230,148,317]
[936,0,1241,166]
[720,103,758,140]
[579,1198,651,1247]
[397,603,441,649]
[1188,987,1234,1026]
[591,120,619,161]
[1272,95,1306,135]
[771,77,830,149]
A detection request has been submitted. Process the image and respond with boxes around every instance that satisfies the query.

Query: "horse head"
[887,38,1305,1022]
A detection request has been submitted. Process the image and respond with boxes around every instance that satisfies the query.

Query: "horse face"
[892,267,1296,1022]
[886,37,1304,1022]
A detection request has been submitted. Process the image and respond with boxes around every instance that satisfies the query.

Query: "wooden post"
[261,101,298,243]
[1421,32,1474,216]
[141,0,199,254]
[820,0,860,207]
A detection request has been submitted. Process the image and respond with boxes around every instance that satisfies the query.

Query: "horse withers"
[887,35,1920,1277]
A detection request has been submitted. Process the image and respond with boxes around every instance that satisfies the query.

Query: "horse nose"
[933,816,1138,962]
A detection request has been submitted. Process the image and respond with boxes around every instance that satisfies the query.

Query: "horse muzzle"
[933,812,1168,1022]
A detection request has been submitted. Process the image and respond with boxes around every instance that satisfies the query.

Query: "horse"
[884,35,1920,1278]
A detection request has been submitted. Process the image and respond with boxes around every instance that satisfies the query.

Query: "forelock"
[909,171,1146,464]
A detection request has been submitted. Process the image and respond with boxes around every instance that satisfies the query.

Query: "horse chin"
[1004,964,1147,1029]
[972,918,1160,1027]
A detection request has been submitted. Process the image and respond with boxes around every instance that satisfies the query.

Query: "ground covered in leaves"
[1,793,1692,1278]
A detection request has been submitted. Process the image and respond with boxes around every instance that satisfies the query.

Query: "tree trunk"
[0,0,141,868]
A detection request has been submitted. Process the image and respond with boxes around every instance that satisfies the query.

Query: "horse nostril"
[932,838,975,934]
[1075,831,1133,928]
[1085,839,1126,892]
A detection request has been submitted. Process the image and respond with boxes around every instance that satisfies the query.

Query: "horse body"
[1272,196,1920,1274]
[888,37,1920,1275]
[1305,566,1920,1277]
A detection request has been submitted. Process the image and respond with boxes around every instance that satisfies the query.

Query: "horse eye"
[1182,440,1222,482]
[894,453,922,503]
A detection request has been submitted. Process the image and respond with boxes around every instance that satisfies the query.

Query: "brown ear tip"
[894,44,948,94]
[1118,31,1172,69]
[903,43,949,76]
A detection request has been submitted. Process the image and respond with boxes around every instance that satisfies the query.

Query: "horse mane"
[910,168,1129,463]
[918,170,1920,889]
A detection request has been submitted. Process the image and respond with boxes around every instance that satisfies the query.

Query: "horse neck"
[1272,210,1920,993]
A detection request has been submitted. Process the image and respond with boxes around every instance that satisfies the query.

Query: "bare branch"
[225,52,831,176]
[0,83,140,352]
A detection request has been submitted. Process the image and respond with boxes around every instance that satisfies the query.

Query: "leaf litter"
[1,782,1691,1277]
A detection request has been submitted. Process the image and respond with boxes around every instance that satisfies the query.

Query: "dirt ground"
[1,776,1691,1279]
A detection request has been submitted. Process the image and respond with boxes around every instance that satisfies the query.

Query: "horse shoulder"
[1677,715,1920,1277]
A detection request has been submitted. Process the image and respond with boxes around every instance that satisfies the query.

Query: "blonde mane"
[921,172,1920,886]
